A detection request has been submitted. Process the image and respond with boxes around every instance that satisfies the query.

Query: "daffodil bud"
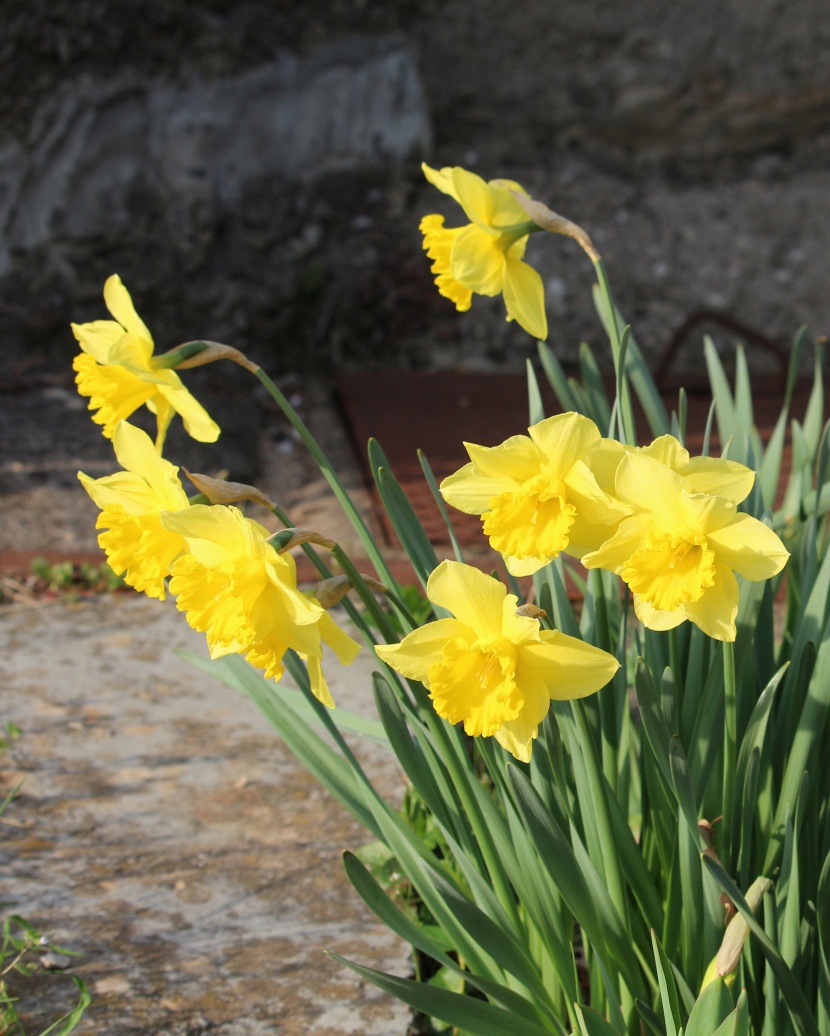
[315,576,352,609]
[700,876,772,990]
[492,183,600,262]
[268,528,337,554]
[151,340,258,373]
[185,471,276,511]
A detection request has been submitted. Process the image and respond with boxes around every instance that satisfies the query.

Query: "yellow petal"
[111,421,188,510]
[503,553,554,576]
[488,179,535,227]
[451,224,504,295]
[681,457,756,504]
[615,453,690,528]
[156,376,220,443]
[632,595,687,632]
[502,257,547,340]
[103,274,153,343]
[529,413,601,477]
[582,516,655,574]
[304,655,336,709]
[519,632,620,701]
[493,682,549,762]
[317,609,361,666]
[464,435,539,482]
[450,167,495,229]
[706,514,790,580]
[71,319,125,362]
[375,618,472,682]
[440,461,518,515]
[78,470,160,515]
[683,563,740,641]
[427,560,507,639]
[421,162,461,204]
[639,434,690,470]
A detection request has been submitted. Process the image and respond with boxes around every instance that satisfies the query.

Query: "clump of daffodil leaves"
[74,161,830,1036]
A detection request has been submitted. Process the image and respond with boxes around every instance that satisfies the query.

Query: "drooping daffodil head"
[581,447,790,641]
[375,560,619,762]
[77,420,191,599]
[72,274,220,449]
[420,163,548,341]
[161,505,360,707]
[440,412,631,576]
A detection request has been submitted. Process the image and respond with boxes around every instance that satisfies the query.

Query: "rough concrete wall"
[2,0,829,379]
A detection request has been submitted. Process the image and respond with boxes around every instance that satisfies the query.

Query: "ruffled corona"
[376,560,619,761]
[440,412,630,575]
[77,421,191,599]
[162,505,360,706]
[72,274,220,448]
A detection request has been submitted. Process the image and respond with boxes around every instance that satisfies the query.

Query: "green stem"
[722,639,737,867]
[592,258,637,445]
[253,367,400,593]
[425,712,522,931]
[669,628,684,703]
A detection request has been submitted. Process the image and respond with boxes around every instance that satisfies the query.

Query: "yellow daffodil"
[582,450,789,641]
[77,420,191,599]
[440,412,630,576]
[375,560,619,762]
[72,274,220,448]
[421,163,547,340]
[161,505,360,706]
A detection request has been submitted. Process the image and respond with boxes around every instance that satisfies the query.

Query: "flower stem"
[592,258,637,445]
[722,639,737,866]
[252,367,399,593]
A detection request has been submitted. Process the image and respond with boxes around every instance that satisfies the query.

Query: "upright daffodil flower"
[161,505,360,707]
[420,163,547,340]
[77,420,191,599]
[440,412,630,576]
[376,561,619,762]
[582,451,789,641]
[73,274,220,448]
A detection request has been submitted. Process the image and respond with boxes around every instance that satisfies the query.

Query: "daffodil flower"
[77,420,191,599]
[73,274,220,448]
[161,505,360,706]
[376,560,619,762]
[582,451,789,641]
[440,412,630,576]
[420,163,547,340]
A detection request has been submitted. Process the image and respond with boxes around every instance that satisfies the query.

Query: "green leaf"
[703,855,819,1036]
[684,978,734,1036]
[538,340,578,412]
[711,990,750,1036]
[180,649,390,744]
[38,976,92,1036]
[507,765,645,998]
[704,336,736,449]
[368,438,437,587]
[329,953,560,1036]
[816,851,830,1035]
[528,358,546,425]
[579,341,612,431]
[575,1004,624,1036]
[652,929,681,1036]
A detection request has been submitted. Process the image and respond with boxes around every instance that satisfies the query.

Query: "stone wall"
[2,0,829,378]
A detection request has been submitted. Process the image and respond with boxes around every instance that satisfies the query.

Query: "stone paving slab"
[0,593,410,1034]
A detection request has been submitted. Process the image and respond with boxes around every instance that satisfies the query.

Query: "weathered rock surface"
[2,0,829,381]
[1,594,409,1034]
